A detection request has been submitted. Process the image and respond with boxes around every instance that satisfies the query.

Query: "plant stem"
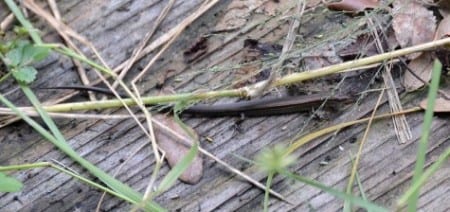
[30,37,450,113]
[263,172,274,212]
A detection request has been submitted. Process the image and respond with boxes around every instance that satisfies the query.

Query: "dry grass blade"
[24,1,161,158]
[131,0,220,85]
[0,108,144,119]
[24,0,112,80]
[344,89,384,210]
[95,2,176,209]
[125,1,222,200]
[370,17,412,144]
[112,0,176,88]
[247,0,305,97]
[46,0,96,101]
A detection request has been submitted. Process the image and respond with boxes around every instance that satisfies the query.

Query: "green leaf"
[4,48,22,67]
[21,44,50,65]
[12,66,37,84]
[2,41,49,67]
[0,172,23,192]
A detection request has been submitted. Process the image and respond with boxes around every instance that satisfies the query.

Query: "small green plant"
[255,144,296,212]
[0,40,50,84]
[255,144,296,174]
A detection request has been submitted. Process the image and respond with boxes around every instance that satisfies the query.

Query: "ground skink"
[42,86,351,117]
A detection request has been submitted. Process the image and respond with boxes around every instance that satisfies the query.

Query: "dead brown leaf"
[403,53,434,91]
[435,14,450,40]
[392,0,436,59]
[153,114,203,184]
[420,97,450,112]
[327,0,379,12]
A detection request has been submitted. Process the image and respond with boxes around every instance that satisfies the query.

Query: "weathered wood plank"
[1,0,449,211]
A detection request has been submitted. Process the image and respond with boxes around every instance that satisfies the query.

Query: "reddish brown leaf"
[403,53,434,91]
[392,0,436,59]
[153,114,203,184]
[327,0,379,12]
[420,97,450,112]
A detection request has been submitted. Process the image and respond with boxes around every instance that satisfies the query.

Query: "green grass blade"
[0,94,165,211]
[156,141,199,195]
[407,60,442,211]
[5,0,165,209]
[281,170,388,212]
[4,0,42,44]
[0,162,135,204]
[398,144,450,207]
[344,154,369,212]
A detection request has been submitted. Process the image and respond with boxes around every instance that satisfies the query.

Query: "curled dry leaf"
[153,114,203,184]
[403,53,434,91]
[420,97,450,112]
[435,14,450,40]
[392,0,436,59]
[327,0,379,12]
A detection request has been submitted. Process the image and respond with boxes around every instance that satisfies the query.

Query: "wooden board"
[0,0,449,211]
